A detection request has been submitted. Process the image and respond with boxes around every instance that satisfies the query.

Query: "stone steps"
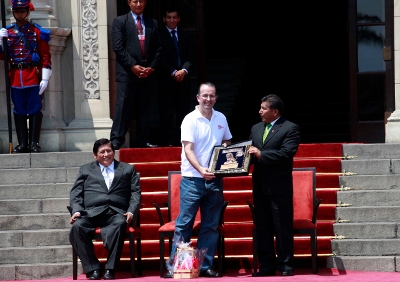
[328,143,400,272]
[0,151,92,280]
[0,229,70,247]
[0,198,69,215]
[1,143,400,279]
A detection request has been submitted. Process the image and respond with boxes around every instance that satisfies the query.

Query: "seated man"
[69,138,141,280]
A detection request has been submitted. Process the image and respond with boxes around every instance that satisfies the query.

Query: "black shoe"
[281,270,294,276]
[30,143,41,153]
[145,143,158,148]
[88,269,102,280]
[199,269,222,277]
[164,271,173,278]
[252,270,276,277]
[111,143,120,150]
[104,269,115,280]
[13,144,30,153]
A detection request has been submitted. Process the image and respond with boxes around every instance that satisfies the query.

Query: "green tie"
[262,123,271,142]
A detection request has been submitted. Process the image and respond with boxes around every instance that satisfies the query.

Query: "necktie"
[171,30,181,68]
[262,123,271,143]
[103,167,112,189]
[136,16,145,56]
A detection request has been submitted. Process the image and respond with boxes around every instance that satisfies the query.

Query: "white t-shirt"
[180,106,232,177]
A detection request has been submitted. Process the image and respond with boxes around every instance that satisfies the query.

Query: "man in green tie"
[247,94,301,277]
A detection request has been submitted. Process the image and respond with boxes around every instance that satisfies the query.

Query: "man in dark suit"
[69,138,141,280]
[157,5,195,146]
[248,94,301,277]
[110,0,161,149]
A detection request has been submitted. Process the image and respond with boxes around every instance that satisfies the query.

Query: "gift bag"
[166,235,207,279]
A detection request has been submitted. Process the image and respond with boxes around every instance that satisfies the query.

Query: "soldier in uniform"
[0,0,52,153]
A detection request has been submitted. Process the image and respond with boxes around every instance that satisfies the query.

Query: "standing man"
[248,94,301,277]
[69,138,141,280]
[0,0,52,153]
[165,82,232,278]
[157,5,194,146]
[110,0,161,149]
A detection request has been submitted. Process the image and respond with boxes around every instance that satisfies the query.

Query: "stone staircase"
[2,144,400,280]
[0,151,102,280]
[327,143,400,272]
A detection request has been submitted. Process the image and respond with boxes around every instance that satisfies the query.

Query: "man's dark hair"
[261,94,284,115]
[93,138,115,154]
[165,5,180,16]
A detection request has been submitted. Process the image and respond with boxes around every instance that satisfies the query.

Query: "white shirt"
[180,106,232,177]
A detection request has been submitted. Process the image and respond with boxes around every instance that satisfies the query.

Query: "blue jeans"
[170,176,224,272]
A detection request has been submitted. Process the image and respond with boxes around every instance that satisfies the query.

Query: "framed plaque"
[208,140,252,176]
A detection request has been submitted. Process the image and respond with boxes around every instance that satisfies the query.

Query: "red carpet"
[89,143,344,271]
[15,268,400,282]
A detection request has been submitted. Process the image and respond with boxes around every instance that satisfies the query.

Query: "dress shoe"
[88,269,102,280]
[199,269,222,277]
[281,270,294,276]
[111,143,120,150]
[30,143,41,153]
[252,270,276,277]
[13,144,30,153]
[145,143,158,148]
[104,269,115,280]
[164,271,173,278]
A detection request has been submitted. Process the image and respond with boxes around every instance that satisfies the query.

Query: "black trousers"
[110,81,153,148]
[254,192,294,273]
[158,76,191,146]
[69,209,127,273]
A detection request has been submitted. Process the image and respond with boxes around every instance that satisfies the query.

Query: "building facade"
[0,0,398,153]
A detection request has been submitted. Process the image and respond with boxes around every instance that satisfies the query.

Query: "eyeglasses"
[199,94,217,100]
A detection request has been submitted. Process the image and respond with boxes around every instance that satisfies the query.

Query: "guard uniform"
[0,0,52,153]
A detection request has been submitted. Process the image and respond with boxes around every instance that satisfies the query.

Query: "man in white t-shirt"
[165,82,232,278]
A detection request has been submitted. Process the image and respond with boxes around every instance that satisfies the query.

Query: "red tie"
[137,16,145,56]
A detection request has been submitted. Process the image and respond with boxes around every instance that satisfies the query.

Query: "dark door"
[348,0,394,142]
[116,0,205,145]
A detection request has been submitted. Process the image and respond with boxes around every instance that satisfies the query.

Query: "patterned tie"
[262,123,271,143]
[170,30,181,68]
[136,16,145,56]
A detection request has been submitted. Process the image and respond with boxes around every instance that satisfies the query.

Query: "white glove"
[39,80,48,95]
[0,28,8,40]
[39,68,52,95]
[0,28,8,45]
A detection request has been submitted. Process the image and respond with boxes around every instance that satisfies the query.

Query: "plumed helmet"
[10,0,35,11]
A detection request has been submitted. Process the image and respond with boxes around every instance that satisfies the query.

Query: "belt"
[10,63,40,69]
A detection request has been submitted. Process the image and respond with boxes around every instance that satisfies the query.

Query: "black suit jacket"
[250,117,301,196]
[70,160,141,219]
[112,12,161,83]
[157,26,194,78]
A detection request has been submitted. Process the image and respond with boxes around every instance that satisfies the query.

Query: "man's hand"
[131,65,153,79]
[0,28,8,40]
[39,80,48,95]
[199,167,215,180]
[173,69,186,82]
[124,212,133,225]
[39,68,52,95]
[248,146,261,159]
[70,212,81,224]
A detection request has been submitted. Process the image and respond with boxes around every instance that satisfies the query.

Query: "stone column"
[386,0,400,143]
[66,0,119,151]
